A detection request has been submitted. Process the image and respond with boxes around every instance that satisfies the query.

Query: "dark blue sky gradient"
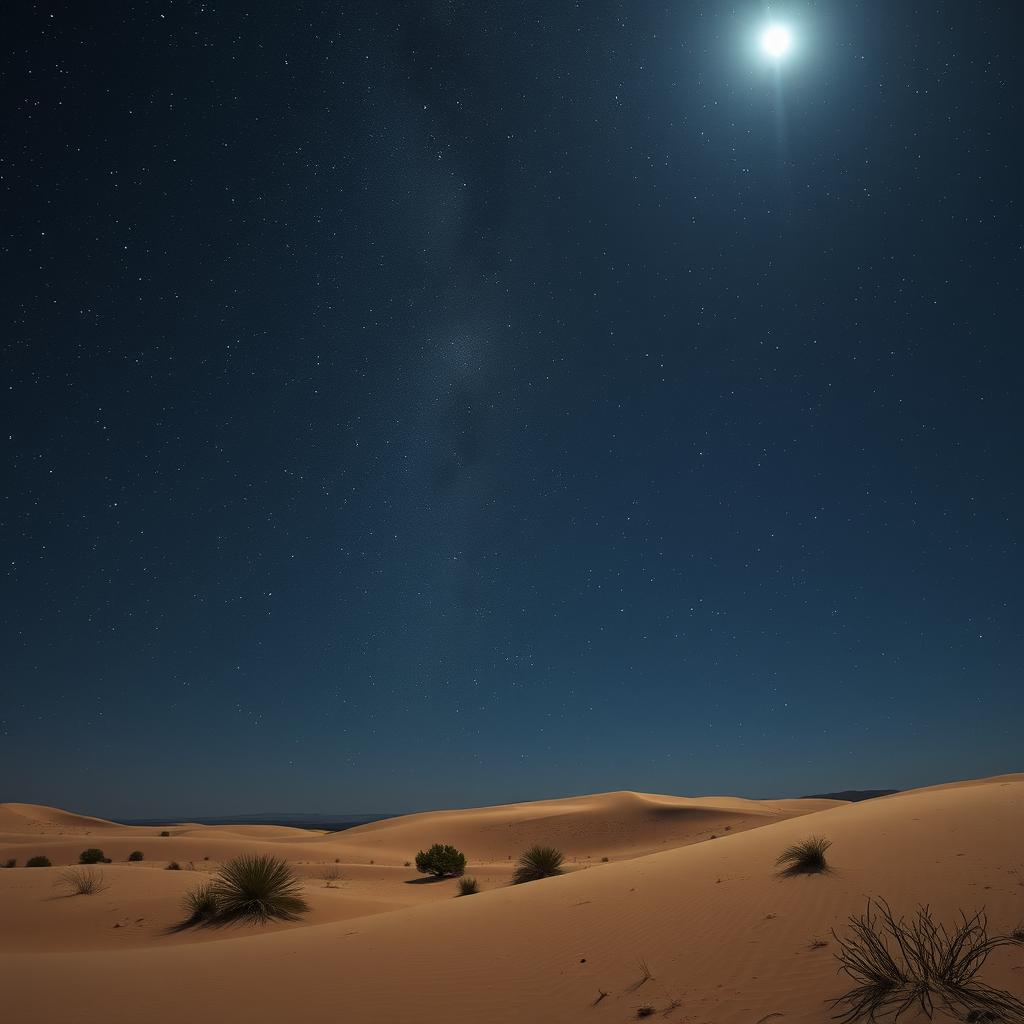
[2,2,1021,817]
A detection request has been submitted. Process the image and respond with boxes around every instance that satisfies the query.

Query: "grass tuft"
[512,845,564,884]
[320,865,343,888]
[776,835,831,876]
[830,898,1024,1023]
[60,866,106,895]
[457,876,479,896]
[208,854,309,925]
[181,883,221,926]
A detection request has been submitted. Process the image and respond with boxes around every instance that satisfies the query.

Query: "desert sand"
[0,776,1021,1023]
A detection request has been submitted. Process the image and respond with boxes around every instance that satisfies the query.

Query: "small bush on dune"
[320,866,343,887]
[127,850,144,862]
[181,883,221,926]
[210,854,309,924]
[60,867,106,895]
[26,855,51,868]
[831,898,1024,1023]
[159,831,170,837]
[79,848,111,865]
[3,858,15,868]
[776,835,831,876]
[166,861,181,870]
[512,845,564,884]
[457,876,479,896]
[415,844,466,878]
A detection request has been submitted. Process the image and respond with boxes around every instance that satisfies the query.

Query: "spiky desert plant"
[210,854,309,924]
[78,847,111,865]
[776,835,831,876]
[181,883,221,926]
[457,876,479,896]
[59,867,106,895]
[26,855,51,867]
[512,844,564,884]
[414,844,466,878]
[127,850,144,862]
[830,898,1024,1023]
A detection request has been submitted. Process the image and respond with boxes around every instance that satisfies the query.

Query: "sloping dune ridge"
[1,775,1021,1023]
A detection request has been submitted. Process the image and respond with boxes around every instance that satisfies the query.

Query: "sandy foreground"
[0,777,1021,1023]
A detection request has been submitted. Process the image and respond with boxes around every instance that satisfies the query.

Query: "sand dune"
[1,776,1021,1023]
[0,802,130,835]
[332,790,845,861]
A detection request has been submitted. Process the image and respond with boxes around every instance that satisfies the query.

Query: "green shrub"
[127,850,144,862]
[415,844,466,878]
[79,848,111,865]
[457,876,479,896]
[26,855,51,867]
[2,858,15,868]
[776,835,831,876]
[210,854,309,924]
[181,883,221,925]
[512,845,564,884]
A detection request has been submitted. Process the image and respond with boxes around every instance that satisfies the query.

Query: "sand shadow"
[776,864,836,879]
[403,875,455,885]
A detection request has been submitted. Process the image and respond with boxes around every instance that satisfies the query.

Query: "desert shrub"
[159,831,170,837]
[601,856,610,862]
[512,845,564,884]
[127,850,144,862]
[79,848,111,865]
[776,835,831,876]
[320,866,343,887]
[414,844,466,878]
[59,866,106,895]
[181,883,221,926]
[2,858,15,868]
[636,1007,655,1019]
[457,876,479,896]
[26,855,51,867]
[210,854,309,924]
[166,860,181,870]
[831,898,1024,1023]
[1012,923,1024,943]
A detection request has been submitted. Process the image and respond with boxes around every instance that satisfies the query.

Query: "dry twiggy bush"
[59,867,106,895]
[830,898,1024,1023]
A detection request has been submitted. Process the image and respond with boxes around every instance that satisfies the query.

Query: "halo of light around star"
[760,24,793,58]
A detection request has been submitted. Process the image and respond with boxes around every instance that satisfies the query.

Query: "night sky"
[3,2,1022,819]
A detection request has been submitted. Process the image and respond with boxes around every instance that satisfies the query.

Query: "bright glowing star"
[760,24,793,59]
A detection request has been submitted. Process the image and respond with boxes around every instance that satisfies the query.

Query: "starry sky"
[3,2,1022,819]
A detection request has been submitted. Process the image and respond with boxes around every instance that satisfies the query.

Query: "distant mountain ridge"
[802,789,899,802]
[119,813,392,832]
